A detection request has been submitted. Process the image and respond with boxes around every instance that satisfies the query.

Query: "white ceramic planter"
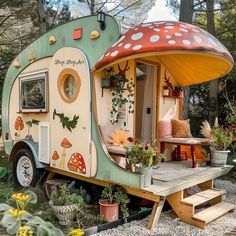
[211,150,230,167]
[49,200,79,225]
[136,167,153,187]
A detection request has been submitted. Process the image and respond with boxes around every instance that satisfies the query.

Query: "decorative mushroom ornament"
[52,151,59,166]
[67,153,86,174]
[94,21,233,87]
[14,116,24,141]
[60,138,72,169]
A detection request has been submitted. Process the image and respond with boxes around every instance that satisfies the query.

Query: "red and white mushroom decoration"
[14,116,24,141]
[60,138,72,169]
[51,151,59,166]
[94,21,234,86]
[67,153,86,174]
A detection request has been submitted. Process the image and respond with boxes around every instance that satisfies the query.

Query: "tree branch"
[114,0,142,16]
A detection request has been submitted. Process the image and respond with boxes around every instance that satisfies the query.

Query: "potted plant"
[163,85,169,96]
[201,121,233,166]
[126,139,164,186]
[99,183,130,223]
[174,86,183,98]
[101,67,114,88]
[49,185,85,225]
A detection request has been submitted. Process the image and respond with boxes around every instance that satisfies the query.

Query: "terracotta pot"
[99,199,119,222]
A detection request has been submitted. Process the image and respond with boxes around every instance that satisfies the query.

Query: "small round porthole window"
[58,69,81,103]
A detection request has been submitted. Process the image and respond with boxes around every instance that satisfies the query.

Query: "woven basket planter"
[49,200,79,225]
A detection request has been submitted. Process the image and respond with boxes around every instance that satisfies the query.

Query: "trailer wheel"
[13,149,39,187]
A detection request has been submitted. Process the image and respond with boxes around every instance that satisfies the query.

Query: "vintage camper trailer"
[2,14,234,229]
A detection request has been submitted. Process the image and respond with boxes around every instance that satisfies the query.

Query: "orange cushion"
[171,119,192,138]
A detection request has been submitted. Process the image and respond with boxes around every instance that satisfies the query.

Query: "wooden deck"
[47,163,234,230]
[144,164,233,197]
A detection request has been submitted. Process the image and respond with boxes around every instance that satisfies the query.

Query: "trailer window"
[58,68,80,103]
[19,70,48,113]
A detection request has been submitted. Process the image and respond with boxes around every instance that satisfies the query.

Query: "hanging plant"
[109,62,135,124]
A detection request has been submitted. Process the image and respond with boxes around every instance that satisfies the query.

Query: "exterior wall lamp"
[97,12,106,31]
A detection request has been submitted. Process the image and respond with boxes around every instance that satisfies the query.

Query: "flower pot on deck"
[99,199,119,222]
[211,150,230,167]
[136,167,153,187]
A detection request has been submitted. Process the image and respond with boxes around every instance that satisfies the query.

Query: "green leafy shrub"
[101,184,130,222]
[51,185,85,207]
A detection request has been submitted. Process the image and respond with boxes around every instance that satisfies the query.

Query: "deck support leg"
[147,197,166,230]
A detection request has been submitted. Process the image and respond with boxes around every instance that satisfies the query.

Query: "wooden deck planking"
[144,166,232,196]
[181,188,225,206]
[193,202,235,223]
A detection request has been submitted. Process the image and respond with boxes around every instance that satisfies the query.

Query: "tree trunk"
[37,0,46,34]
[90,0,95,15]
[206,0,218,126]
[179,0,193,119]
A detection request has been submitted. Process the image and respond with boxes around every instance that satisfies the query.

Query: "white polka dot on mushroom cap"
[165,30,168,32]
[149,26,154,28]
[192,28,200,33]
[134,28,138,30]
[111,50,118,57]
[112,35,126,47]
[105,52,110,56]
[180,24,188,28]
[183,40,191,45]
[133,45,142,50]
[165,23,175,26]
[168,40,176,45]
[141,23,152,27]
[164,26,174,29]
[124,43,131,49]
[194,36,202,43]
[166,35,171,39]
[131,32,143,40]
[180,28,188,32]
[174,32,182,37]
[118,43,123,47]
[150,35,160,42]
[154,28,160,32]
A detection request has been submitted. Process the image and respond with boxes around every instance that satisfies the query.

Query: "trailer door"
[49,47,91,177]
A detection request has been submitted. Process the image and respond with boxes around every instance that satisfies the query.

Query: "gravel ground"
[94,180,236,236]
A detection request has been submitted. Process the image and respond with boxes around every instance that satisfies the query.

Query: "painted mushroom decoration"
[60,138,72,169]
[67,153,86,175]
[95,21,233,87]
[51,151,59,166]
[14,116,24,141]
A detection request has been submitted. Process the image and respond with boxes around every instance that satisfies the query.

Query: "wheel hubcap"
[17,156,33,187]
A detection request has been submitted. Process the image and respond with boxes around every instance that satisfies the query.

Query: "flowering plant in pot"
[99,183,130,223]
[201,121,233,166]
[126,139,165,186]
[49,185,85,225]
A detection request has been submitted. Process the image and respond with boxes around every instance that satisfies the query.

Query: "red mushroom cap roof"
[95,21,233,86]
[61,138,72,148]
[68,153,86,174]
[14,116,24,130]
[52,151,59,160]
[95,21,233,69]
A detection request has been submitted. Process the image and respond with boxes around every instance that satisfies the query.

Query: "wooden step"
[193,201,235,224]
[181,188,225,206]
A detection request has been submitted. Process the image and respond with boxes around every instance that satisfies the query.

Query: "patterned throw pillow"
[171,119,192,138]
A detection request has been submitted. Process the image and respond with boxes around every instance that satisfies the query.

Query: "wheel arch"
[9,140,46,168]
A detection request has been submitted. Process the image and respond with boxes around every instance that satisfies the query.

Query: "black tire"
[13,148,39,187]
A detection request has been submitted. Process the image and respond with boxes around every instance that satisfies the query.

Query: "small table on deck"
[159,137,210,168]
